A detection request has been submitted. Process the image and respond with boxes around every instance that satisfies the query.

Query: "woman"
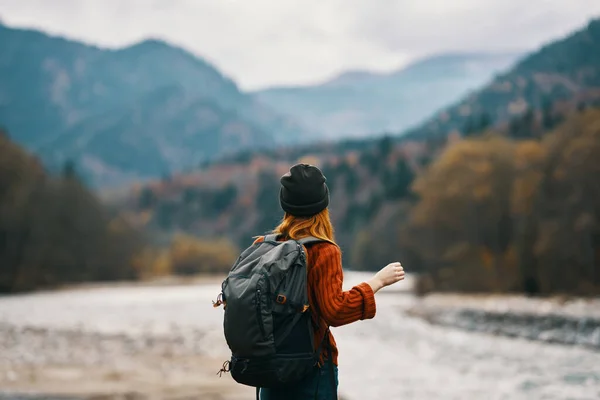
[255,163,405,399]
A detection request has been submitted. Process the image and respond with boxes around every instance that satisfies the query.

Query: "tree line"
[0,129,146,292]
[128,105,600,297]
[1,128,241,293]
[396,107,600,295]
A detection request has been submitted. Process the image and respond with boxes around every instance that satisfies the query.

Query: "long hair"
[271,208,338,246]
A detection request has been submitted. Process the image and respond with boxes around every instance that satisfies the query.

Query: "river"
[1,272,599,400]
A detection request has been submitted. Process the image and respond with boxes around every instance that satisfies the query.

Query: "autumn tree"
[409,135,518,291]
[410,108,600,295]
[0,132,143,293]
[169,234,239,275]
[519,109,600,294]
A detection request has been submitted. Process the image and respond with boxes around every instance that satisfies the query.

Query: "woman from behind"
[256,163,405,400]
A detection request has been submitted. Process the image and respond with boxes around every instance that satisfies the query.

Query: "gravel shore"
[2,274,599,400]
[0,323,252,400]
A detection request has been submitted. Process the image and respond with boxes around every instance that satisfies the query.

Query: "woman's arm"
[310,244,377,327]
[367,277,385,293]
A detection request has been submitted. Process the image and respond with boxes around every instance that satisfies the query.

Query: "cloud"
[350,0,600,55]
[0,0,599,90]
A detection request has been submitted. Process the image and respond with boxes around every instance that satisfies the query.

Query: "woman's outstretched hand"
[368,262,405,293]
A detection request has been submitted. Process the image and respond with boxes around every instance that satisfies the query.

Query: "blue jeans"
[258,361,339,400]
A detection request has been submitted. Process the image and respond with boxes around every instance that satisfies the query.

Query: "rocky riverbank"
[407,293,600,350]
[2,274,600,400]
[0,322,252,400]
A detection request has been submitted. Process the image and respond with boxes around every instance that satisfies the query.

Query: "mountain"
[38,85,274,187]
[252,52,521,139]
[406,18,600,140]
[0,25,308,186]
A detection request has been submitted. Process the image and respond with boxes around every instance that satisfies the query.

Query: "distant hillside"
[406,18,600,140]
[0,25,308,186]
[38,85,275,187]
[115,133,425,263]
[109,18,600,294]
[253,52,521,139]
[113,102,600,295]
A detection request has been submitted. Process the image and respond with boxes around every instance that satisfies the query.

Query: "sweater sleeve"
[309,243,377,327]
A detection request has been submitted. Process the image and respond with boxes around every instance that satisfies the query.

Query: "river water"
[0,272,599,400]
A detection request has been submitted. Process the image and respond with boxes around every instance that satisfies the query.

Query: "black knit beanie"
[279,164,329,217]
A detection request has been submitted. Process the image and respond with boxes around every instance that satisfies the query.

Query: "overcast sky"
[1,0,599,90]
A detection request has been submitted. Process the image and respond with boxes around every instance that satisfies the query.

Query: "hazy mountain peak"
[254,51,522,139]
[127,37,170,48]
[119,37,186,56]
[393,51,522,77]
[324,70,379,86]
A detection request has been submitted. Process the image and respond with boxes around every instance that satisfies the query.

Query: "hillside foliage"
[132,234,239,278]
[409,108,600,295]
[122,106,600,296]
[406,18,600,142]
[0,129,242,293]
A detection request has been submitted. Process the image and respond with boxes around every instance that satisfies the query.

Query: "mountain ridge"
[405,17,600,140]
[0,24,309,186]
[253,51,522,139]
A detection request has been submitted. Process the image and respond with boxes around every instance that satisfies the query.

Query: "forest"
[404,107,600,295]
[0,128,142,292]
[0,128,240,293]
[127,105,600,296]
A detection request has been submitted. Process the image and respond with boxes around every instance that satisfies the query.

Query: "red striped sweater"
[254,237,377,365]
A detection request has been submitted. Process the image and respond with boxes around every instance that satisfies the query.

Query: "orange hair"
[271,208,338,246]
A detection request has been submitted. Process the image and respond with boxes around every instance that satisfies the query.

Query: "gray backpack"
[215,234,333,395]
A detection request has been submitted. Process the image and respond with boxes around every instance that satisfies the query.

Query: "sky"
[1,0,599,90]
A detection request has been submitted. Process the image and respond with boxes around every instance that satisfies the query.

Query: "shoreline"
[0,274,228,298]
[0,323,252,400]
[407,293,600,350]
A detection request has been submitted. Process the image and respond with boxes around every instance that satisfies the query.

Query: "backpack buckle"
[276,294,287,304]
[212,293,225,308]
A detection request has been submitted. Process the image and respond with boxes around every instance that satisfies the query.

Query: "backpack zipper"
[297,243,306,264]
[256,288,266,338]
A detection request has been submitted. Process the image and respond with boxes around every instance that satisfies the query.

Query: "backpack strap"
[262,235,327,247]
[325,335,337,398]
[263,234,280,243]
[297,236,325,246]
